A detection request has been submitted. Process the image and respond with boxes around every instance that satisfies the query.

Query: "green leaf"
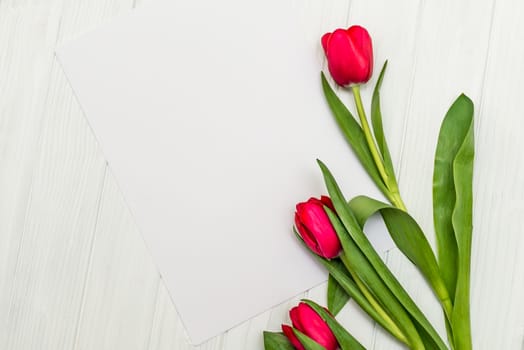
[412,321,445,350]
[263,332,295,350]
[294,229,386,331]
[450,96,474,350]
[327,273,350,316]
[293,329,326,350]
[433,94,474,301]
[324,206,419,348]
[321,72,387,196]
[370,61,398,192]
[318,256,403,341]
[294,229,408,344]
[317,160,448,350]
[348,195,452,315]
[303,299,366,350]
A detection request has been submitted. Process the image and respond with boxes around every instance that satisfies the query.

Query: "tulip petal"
[323,26,373,86]
[324,29,354,86]
[346,25,373,82]
[320,196,335,211]
[297,202,341,258]
[294,303,338,350]
[303,300,366,350]
[289,306,308,335]
[321,32,331,53]
[294,214,322,256]
[282,325,306,350]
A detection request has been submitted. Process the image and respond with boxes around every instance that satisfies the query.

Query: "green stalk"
[342,257,410,346]
[350,82,458,348]
[352,84,409,212]
[319,257,415,347]
[390,189,407,211]
[351,85,389,185]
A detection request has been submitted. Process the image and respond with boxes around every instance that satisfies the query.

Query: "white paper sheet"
[57,0,394,344]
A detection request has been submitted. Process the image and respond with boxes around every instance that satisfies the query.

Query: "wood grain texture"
[470,0,524,348]
[1,0,523,349]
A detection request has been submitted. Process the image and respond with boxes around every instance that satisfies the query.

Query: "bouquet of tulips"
[264,25,475,350]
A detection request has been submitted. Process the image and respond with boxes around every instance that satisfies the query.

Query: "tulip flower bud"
[282,302,338,350]
[321,25,373,87]
[295,196,341,259]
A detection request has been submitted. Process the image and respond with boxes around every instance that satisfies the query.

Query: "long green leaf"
[433,94,474,301]
[413,321,444,350]
[303,299,366,350]
[327,273,350,316]
[325,207,420,348]
[294,229,393,335]
[371,61,398,192]
[348,195,452,316]
[450,96,474,350]
[318,256,409,343]
[295,228,411,344]
[263,332,295,350]
[321,72,387,196]
[317,160,448,350]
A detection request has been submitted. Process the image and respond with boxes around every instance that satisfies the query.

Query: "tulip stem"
[390,190,407,212]
[351,85,390,188]
[351,86,410,212]
[345,264,410,347]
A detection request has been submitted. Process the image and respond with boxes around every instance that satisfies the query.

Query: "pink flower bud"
[321,25,373,87]
[295,196,341,259]
[282,303,338,350]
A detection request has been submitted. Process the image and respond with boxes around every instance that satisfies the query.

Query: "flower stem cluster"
[264,24,474,350]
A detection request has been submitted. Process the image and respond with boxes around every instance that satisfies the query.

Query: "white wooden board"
[2,0,524,349]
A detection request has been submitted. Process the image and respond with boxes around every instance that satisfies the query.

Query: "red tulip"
[295,196,341,259]
[282,302,338,350]
[321,25,373,87]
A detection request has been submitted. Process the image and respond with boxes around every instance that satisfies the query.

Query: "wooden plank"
[0,0,143,349]
[147,281,192,350]
[0,4,55,312]
[0,4,96,349]
[469,0,524,348]
[4,0,524,349]
[398,0,495,236]
[0,57,107,349]
[72,170,159,350]
[54,0,165,349]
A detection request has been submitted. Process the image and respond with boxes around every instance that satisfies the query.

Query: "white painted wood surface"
[1,0,523,349]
